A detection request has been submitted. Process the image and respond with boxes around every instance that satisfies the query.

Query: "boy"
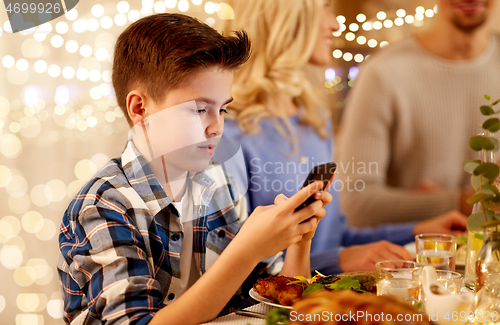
[58,13,331,325]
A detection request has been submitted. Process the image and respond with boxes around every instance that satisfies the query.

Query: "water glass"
[415,233,457,271]
[435,270,463,294]
[376,260,421,304]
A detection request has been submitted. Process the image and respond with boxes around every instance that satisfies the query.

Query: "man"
[338,0,500,226]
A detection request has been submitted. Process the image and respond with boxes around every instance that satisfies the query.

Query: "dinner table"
[202,263,470,325]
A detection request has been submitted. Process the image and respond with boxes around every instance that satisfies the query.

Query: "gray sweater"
[338,34,500,227]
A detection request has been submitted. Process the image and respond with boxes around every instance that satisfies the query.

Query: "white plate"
[403,242,465,266]
[249,288,292,309]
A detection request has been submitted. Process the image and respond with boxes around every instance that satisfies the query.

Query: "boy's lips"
[198,144,217,155]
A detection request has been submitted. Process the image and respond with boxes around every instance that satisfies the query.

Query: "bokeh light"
[0,246,23,269]
[92,4,105,17]
[24,87,39,107]
[15,314,44,325]
[0,296,5,314]
[117,1,130,13]
[48,65,61,78]
[1,134,23,158]
[65,8,78,20]
[34,60,47,73]
[47,300,64,319]
[179,0,189,11]
[324,68,336,81]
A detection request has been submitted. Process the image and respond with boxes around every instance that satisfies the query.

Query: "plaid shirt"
[58,138,281,325]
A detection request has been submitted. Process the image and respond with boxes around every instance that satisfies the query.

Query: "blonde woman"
[220,0,467,274]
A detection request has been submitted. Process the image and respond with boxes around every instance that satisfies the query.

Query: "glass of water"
[375,260,421,305]
[435,270,463,294]
[415,234,457,271]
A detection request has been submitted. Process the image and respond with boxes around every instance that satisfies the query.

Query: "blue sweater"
[218,115,415,274]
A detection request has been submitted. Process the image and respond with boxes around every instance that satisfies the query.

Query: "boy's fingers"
[274,194,288,205]
[279,180,323,212]
[296,216,319,235]
[292,200,323,223]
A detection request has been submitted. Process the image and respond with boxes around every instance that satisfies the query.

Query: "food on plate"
[254,276,307,306]
[253,272,377,306]
[289,290,432,325]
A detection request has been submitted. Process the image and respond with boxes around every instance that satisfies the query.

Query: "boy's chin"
[183,158,213,173]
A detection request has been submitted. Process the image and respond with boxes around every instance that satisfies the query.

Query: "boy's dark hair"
[112,13,251,125]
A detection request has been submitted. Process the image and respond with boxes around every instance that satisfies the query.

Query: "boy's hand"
[274,188,332,242]
[233,181,328,261]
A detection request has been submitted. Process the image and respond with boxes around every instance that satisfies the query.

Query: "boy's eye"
[220,108,228,114]
[192,109,207,115]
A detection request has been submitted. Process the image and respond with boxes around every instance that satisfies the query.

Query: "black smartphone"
[295,162,337,211]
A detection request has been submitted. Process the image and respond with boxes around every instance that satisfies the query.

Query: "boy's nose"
[206,115,223,138]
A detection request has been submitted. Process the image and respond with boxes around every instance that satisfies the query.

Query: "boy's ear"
[127,91,148,126]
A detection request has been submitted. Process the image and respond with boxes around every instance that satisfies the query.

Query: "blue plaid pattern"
[57,138,279,325]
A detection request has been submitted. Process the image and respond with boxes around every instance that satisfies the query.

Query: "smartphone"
[295,162,337,211]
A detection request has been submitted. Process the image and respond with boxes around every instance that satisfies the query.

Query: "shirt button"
[217,230,226,238]
[168,293,175,300]
[171,233,181,241]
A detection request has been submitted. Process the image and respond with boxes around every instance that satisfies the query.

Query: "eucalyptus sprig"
[464,95,500,230]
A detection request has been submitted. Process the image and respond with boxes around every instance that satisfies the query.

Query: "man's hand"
[415,180,442,193]
[339,241,411,272]
[413,210,467,236]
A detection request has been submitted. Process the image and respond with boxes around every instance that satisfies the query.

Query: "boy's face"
[137,67,233,175]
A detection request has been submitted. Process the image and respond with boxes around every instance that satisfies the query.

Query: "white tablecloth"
[202,303,273,325]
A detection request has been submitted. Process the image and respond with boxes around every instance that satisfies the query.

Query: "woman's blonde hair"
[223,0,330,144]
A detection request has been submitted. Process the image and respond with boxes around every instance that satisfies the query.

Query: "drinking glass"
[415,234,457,271]
[434,270,463,294]
[376,260,421,305]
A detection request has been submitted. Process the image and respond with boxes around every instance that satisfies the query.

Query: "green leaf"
[303,283,325,295]
[468,212,487,232]
[473,163,500,180]
[485,95,492,100]
[313,275,339,285]
[493,99,500,106]
[469,136,498,151]
[474,233,485,240]
[463,159,482,167]
[492,138,500,152]
[464,160,481,174]
[481,184,500,197]
[471,174,490,191]
[483,118,500,132]
[467,192,495,204]
[481,105,495,115]
[266,308,289,325]
[457,235,467,246]
[470,136,485,151]
[325,277,363,292]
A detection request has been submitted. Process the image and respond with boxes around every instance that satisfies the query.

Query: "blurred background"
[0,1,499,324]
